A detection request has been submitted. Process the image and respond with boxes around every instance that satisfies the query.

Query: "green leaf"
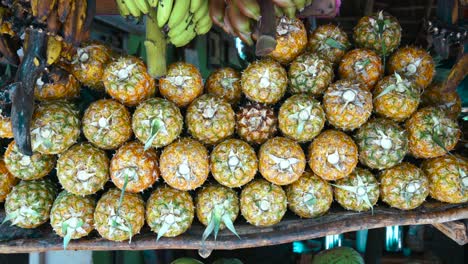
[116,174,129,215]
[305,197,317,207]
[356,58,371,69]
[331,184,358,194]
[202,213,217,241]
[325,38,346,50]
[1,212,16,226]
[374,84,396,99]
[213,207,222,240]
[157,221,171,241]
[144,119,163,151]
[222,214,240,239]
[61,222,69,235]
[63,227,73,250]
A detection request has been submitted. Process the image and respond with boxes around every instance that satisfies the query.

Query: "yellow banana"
[167,0,190,29]
[167,12,192,38]
[134,0,150,14]
[46,35,63,65]
[190,0,203,13]
[123,0,142,17]
[195,15,212,35]
[195,12,211,29]
[30,0,39,17]
[116,0,130,17]
[193,0,208,22]
[157,0,174,28]
[170,25,196,47]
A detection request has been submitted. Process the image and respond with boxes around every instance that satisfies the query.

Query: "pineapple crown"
[288,102,320,135]
[421,109,459,153]
[332,173,378,214]
[111,61,137,81]
[176,157,194,182]
[375,73,417,100]
[227,147,245,173]
[276,16,300,36]
[299,58,321,77]
[401,180,425,206]
[108,208,133,243]
[404,57,423,76]
[354,58,371,73]
[202,199,239,241]
[143,115,167,151]
[31,126,56,150]
[72,47,90,65]
[268,153,300,174]
[166,75,193,87]
[153,201,188,241]
[328,82,366,113]
[2,203,41,226]
[61,215,86,250]
[326,149,347,171]
[319,25,348,51]
[219,77,239,90]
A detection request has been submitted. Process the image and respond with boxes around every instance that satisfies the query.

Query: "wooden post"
[432,221,468,246]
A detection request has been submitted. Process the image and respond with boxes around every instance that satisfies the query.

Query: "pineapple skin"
[160,138,209,191]
[269,17,308,64]
[0,115,13,138]
[0,160,19,202]
[35,68,80,101]
[205,67,242,105]
[241,58,287,105]
[308,24,350,65]
[211,139,257,188]
[110,141,159,193]
[83,99,132,150]
[421,83,462,120]
[5,179,57,228]
[94,188,145,242]
[338,49,383,91]
[380,162,429,210]
[259,137,306,186]
[4,140,56,180]
[422,155,468,204]
[133,98,183,149]
[406,107,460,159]
[240,179,287,227]
[308,130,358,181]
[57,143,109,196]
[334,168,379,212]
[195,184,239,230]
[236,102,278,145]
[50,191,95,239]
[159,62,203,108]
[285,171,333,218]
[71,43,112,90]
[146,186,194,238]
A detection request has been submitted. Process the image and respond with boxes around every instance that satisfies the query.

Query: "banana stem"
[145,9,167,78]
[255,0,277,56]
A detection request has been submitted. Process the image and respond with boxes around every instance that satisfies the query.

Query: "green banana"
[190,0,203,13]
[195,13,211,29]
[195,15,212,35]
[168,12,193,38]
[134,0,150,14]
[170,25,196,47]
[116,0,130,17]
[234,0,260,21]
[157,0,174,27]
[123,0,142,17]
[167,0,190,29]
[305,0,313,7]
[193,0,208,22]
[293,0,306,11]
[282,6,296,18]
[147,0,159,7]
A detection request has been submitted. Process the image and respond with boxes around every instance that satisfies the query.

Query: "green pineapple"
[288,53,334,96]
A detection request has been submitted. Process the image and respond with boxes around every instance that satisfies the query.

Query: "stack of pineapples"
[0,12,466,248]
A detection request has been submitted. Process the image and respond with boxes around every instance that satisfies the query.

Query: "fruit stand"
[0,0,467,259]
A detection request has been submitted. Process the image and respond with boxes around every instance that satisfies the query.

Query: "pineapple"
[160,138,209,191]
[103,56,156,107]
[0,160,18,202]
[422,155,468,204]
[110,141,159,193]
[159,62,203,108]
[146,186,194,239]
[278,94,326,142]
[50,191,95,249]
[4,140,56,180]
[288,52,334,96]
[82,99,132,150]
[333,168,379,212]
[240,179,287,227]
[57,143,109,196]
[241,58,287,104]
[380,162,429,210]
[406,107,460,158]
[236,102,277,145]
[94,188,145,242]
[269,16,308,64]
[35,67,80,101]
[0,114,12,138]
[259,137,306,186]
[186,94,235,145]
[285,171,333,218]
[30,101,80,155]
[338,49,383,91]
[71,43,112,90]
[3,179,57,228]
[354,118,408,170]
[308,24,350,65]
[205,67,242,105]
[211,139,257,188]
[421,82,462,120]
[353,11,402,56]
[308,130,358,181]
[133,98,183,150]
[323,80,373,131]
[387,46,435,89]
[196,184,240,240]
[373,73,420,122]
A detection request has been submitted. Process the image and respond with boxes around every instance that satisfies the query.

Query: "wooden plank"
[0,201,467,253]
[432,221,468,246]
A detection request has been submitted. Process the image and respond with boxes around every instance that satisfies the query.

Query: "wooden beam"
[96,0,119,15]
[432,221,468,246]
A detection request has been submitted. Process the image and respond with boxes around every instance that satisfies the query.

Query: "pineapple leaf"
[144,119,163,151]
[430,129,453,157]
[222,213,240,239]
[61,222,69,235]
[202,212,217,241]
[305,197,316,207]
[374,84,396,99]
[63,228,72,250]
[213,206,222,240]
[331,184,358,194]
[116,174,129,215]
[1,212,17,226]
[156,221,171,241]
[325,38,346,50]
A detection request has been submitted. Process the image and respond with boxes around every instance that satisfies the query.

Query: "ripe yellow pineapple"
[236,102,277,145]
[422,155,467,204]
[4,140,56,180]
[406,107,460,158]
[103,56,156,106]
[323,80,373,131]
[308,24,350,65]
[373,73,420,122]
[110,141,159,193]
[133,98,183,149]
[0,160,18,202]
[160,138,209,191]
[0,114,12,138]
[82,99,132,150]
[34,67,80,101]
[186,94,235,145]
[146,186,194,240]
[240,179,287,227]
[380,162,429,210]
[288,52,334,96]
[269,16,308,64]
[57,143,109,196]
[94,188,145,242]
[387,46,435,89]
[285,171,333,218]
[211,139,257,188]
[30,101,80,155]
[159,62,203,107]
[279,94,326,142]
[205,67,242,105]
[338,49,383,91]
[259,137,306,186]
[71,43,112,90]
[421,83,462,120]
[241,58,287,104]
[308,130,358,181]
